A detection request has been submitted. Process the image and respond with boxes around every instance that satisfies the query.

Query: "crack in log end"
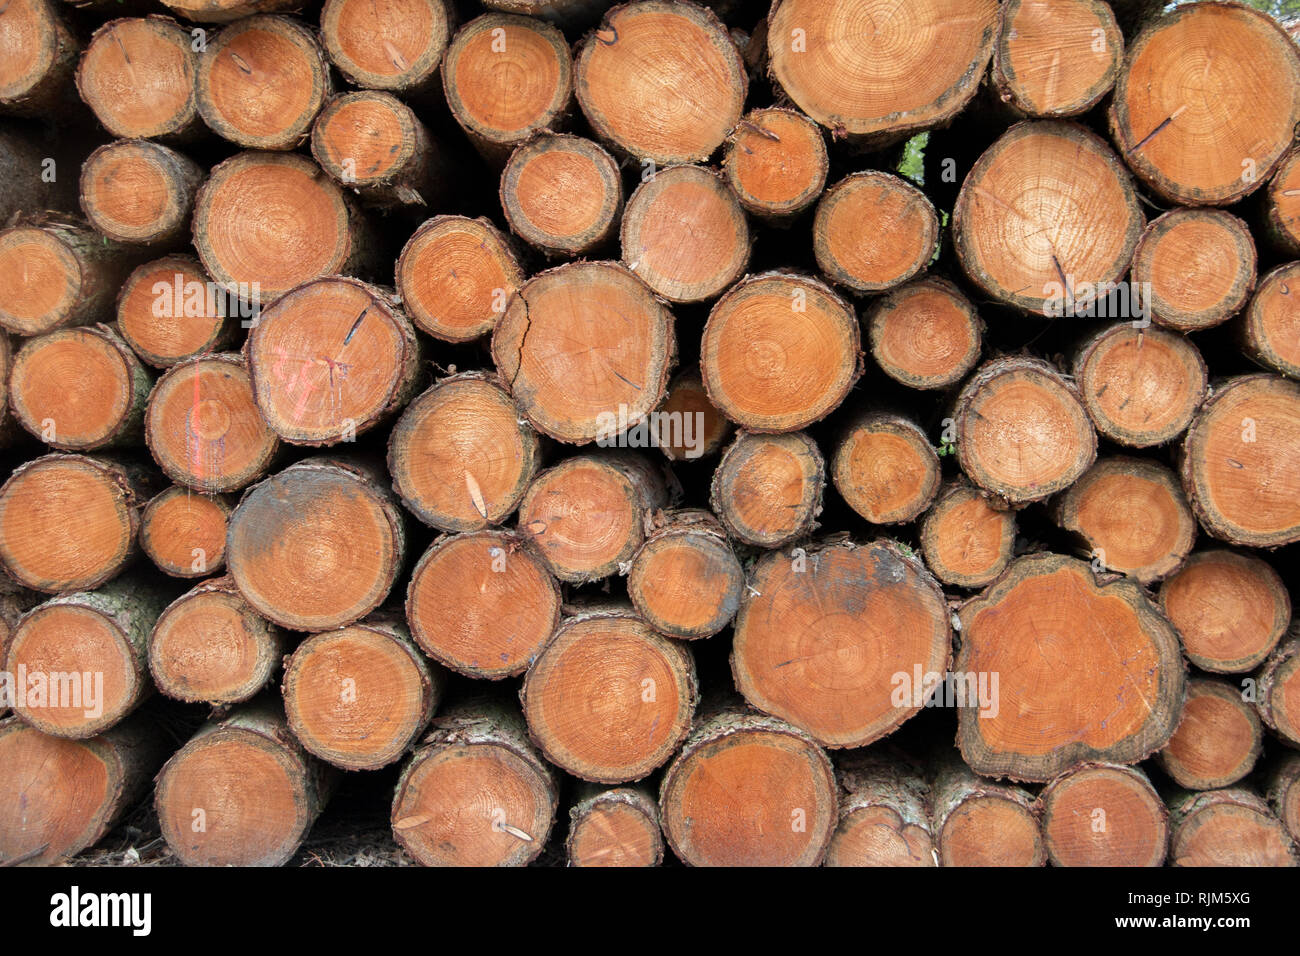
[228,52,254,76]
[342,307,368,346]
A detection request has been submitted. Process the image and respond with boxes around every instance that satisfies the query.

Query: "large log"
[955,552,1185,782]
[731,539,951,748]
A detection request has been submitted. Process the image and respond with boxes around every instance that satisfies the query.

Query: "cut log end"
[575,1,745,165]
[701,273,861,433]
[1265,147,1300,257]
[0,224,112,337]
[628,510,744,640]
[1055,456,1196,585]
[825,754,935,867]
[492,260,675,445]
[397,216,524,343]
[1039,763,1168,867]
[320,0,452,93]
[195,15,330,151]
[722,108,828,223]
[956,553,1185,782]
[500,134,622,256]
[144,353,280,493]
[1158,549,1288,674]
[442,13,572,158]
[955,357,1097,506]
[710,430,824,548]
[406,531,561,680]
[283,619,439,771]
[1110,2,1300,205]
[0,0,76,116]
[140,486,229,578]
[311,90,438,208]
[654,370,731,461]
[117,256,234,368]
[814,171,938,294]
[1180,374,1300,548]
[1074,323,1207,447]
[1132,208,1257,332]
[993,0,1122,118]
[1169,788,1297,867]
[1242,262,1300,378]
[622,164,749,303]
[523,613,697,783]
[80,140,202,247]
[76,16,200,141]
[934,769,1045,867]
[567,787,664,867]
[149,578,282,704]
[831,413,940,525]
[226,459,405,632]
[1257,636,1300,749]
[919,481,1016,589]
[1157,677,1261,791]
[389,374,538,533]
[247,277,421,445]
[660,708,837,866]
[867,277,983,391]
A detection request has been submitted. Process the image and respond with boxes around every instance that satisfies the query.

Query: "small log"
[195,15,331,150]
[627,509,744,640]
[1167,786,1297,867]
[831,412,941,526]
[574,1,745,165]
[245,276,423,445]
[1157,676,1262,791]
[144,352,281,493]
[226,457,407,632]
[139,485,230,577]
[1109,2,1300,206]
[283,614,444,771]
[721,107,827,225]
[319,0,453,97]
[522,609,697,783]
[732,539,951,749]
[1241,262,1300,379]
[1054,456,1196,585]
[149,575,284,704]
[1256,633,1300,749]
[0,0,78,116]
[155,698,334,866]
[311,90,444,208]
[4,575,164,738]
[79,139,203,248]
[115,255,237,368]
[1263,146,1300,258]
[492,260,676,445]
[953,356,1097,507]
[813,171,938,295]
[0,714,167,865]
[659,705,837,867]
[389,372,539,533]
[866,276,983,391]
[1131,207,1257,332]
[500,133,622,257]
[1179,373,1300,548]
[991,0,1122,118]
[919,480,1017,589]
[8,324,151,450]
[1265,752,1300,847]
[76,16,202,141]
[932,753,1045,867]
[517,451,668,583]
[767,0,997,149]
[193,150,377,304]
[710,430,823,548]
[1158,549,1289,674]
[566,785,663,867]
[442,13,573,163]
[956,552,1186,782]
[701,272,861,432]
[1037,762,1167,867]
[0,217,139,337]
[621,164,750,303]
[825,751,935,867]
[406,530,561,680]
[392,697,558,867]
[1073,322,1208,447]
[954,120,1143,315]
[0,453,155,594]
[654,369,731,461]
[396,215,524,343]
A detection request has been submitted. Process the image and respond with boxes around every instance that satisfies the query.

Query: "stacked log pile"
[2,0,1300,868]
